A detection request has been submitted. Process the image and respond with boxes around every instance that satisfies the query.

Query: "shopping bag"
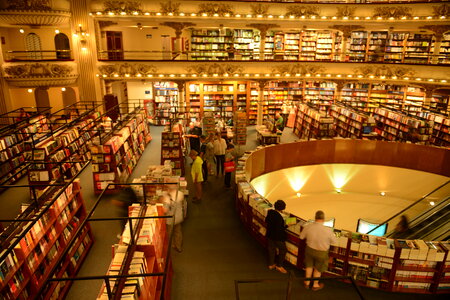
[224,161,235,172]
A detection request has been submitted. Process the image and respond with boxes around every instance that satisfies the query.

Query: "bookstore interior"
[0,0,450,299]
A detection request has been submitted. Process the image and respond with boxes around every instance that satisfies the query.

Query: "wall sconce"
[74,24,89,43]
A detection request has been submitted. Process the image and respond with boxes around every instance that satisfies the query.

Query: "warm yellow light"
[347,75,353,78]
[428,79,434,82]
[156,12,162,16]
[245,74,249,77]
[192,74,197,77]
[275,74,280,77]
[96,12,102,15]
[137,73,142,77]
[202,74,208,77]
[202,13,207,17]
[225,13,230,17]
[357,75,363,78]
[235,14,241,18]
[279,15,284,19]
[125,74,130,77]
[336,74,342,77]
[369,75,375,79]
[255,74,260,77]
[147,74,153,77]
[19,28,24,33]
[181,74,186,77]
[332,16,337,20]
[257,15,263,18]
[159,74,165,77]
[27,89,33,93]
[441,80,447,83]
[326,74,331,77]
[179,13,185,16]
[365,16,371,20]
[289,15,295,19]
[144,12,150,16]
[113,74,119,77]
[224,73,229,77]
[416,78,422,81]
[55,29,60,34]
[191,13,196,16]
[403,77,409,80]
[305,73,311,77]
[108,12,114,16]
[234,74,240,77]
[380,192,386,196]
[61,87,66,91]
[265,73,270,77]
[343,16,348,20]
[414,16,419,20]
[120,12,126,15]
[102,74,107,77]
[354,17,360,20]
[268,15,273,18]
[321,16,327,19]
[168,12,173,16]
[169,74,175,77]
[295,73,301,77]
[213,13,219,17]
[133,11,139,15]
[296,192,301,197]
[246,14,252,18]
[430,201,435,206]
[392,76,397,79]
[285,74,291,77]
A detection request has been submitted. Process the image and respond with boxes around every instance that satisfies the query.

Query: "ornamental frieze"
[185,63,242,75]
[372,7,412,19]
[98,63,157,76]
[250,4,269,16]
[160,1,180,15]
[336,6,356,18]
[433,4,450,18]
[4,63,73,77]
[286,5,320,18]
[353,65,415,78]
[102,0,142,14]
[197,3,234,16]
[5,0,51,10]
[272,64,326,75]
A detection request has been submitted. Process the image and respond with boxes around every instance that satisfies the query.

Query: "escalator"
[386,199,450,240]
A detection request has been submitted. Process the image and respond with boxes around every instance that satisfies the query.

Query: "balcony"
[0,0,71,26]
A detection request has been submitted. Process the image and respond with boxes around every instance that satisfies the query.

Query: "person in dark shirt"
[199,135,208,182]
[186,122,202,153]
[265,200,288,273]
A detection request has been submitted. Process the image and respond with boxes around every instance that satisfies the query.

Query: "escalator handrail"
[367,180,450,235]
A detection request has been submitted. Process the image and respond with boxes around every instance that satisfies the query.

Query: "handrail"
[366,180,450,235]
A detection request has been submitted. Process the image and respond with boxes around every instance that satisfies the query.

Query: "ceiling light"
[61,87,66,91]
[336,188,342,194]
[19,28,24,33]
[27,89,33,93]
[296,192,301,197]
[380,192,386,196]
[430,201,435,206]
[55,29,60,34]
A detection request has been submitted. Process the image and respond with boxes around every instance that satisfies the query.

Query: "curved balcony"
[2,61,78,87]
[4,50,73,62]
[0,0,71,26]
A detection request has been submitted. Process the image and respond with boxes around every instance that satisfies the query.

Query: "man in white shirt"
[212,132,227,176]
[299,210,337,291]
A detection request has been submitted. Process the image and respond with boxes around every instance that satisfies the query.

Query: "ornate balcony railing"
[96,49,450,65]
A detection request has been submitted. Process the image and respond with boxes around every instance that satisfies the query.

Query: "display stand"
[0,179,93,300]
[161,131,185,176]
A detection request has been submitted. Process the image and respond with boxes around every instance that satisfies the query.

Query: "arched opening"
[62,87,77,112]
[34,87,50,112]
[54,33,71,60]
[25,33,42,60]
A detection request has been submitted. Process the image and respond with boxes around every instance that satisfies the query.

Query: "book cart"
[90,106,152,194]
[0,177,94,300]
[234,146,450,295]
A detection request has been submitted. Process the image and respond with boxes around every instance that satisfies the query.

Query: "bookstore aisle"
[65,126,164,300]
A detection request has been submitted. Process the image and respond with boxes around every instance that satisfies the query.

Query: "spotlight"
[380,192,386,196]
[296,192,301,197]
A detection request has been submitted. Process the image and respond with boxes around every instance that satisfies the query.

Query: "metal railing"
[5,50,73,61]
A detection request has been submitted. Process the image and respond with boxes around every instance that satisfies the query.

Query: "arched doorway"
[25,33,42,60]
[54,33,71,59]
[34,87,50,112]
[62,87,77,113]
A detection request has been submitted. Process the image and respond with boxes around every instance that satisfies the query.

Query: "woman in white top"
[212,132,227,176]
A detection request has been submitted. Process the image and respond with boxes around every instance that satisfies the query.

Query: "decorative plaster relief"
[186,63,243,75]
[272,64,326,75]
[286,5,320,18]
[0,9,71,26]
[372,6,412,19]
[98,63,157,76]
[353,65,415,77]
[197,3,234,16]
[160,1,180,15]
[4,63,73,77]
[102,0,142,14]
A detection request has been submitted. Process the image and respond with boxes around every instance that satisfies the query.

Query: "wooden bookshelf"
[161,131,184,176]
[292,103,334,139]
[0,179,93,300]
[369,84,405,112]
[438,33,450,65]
[404,34,433,64]
[423,112,450,147]
[304,81,335,111]
[384,32,407,63]
[349,31,368,62]
[0,115,50,186]
[152,82,180,126]
[186,81,250,122]
[91,111,152,194]
[234,111,247,146]
[329,104,376,139]
[341,83,370,110]
[190,28,233,61]
[28,113,99,186]
[404,86,425,114]
[368,31,388,62]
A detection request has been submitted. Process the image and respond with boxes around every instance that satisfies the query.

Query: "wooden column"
[420,25,450,64]
[256,80,269,126]
[329,25,364,62]
[173,80,187,126]
[160,22,196,60]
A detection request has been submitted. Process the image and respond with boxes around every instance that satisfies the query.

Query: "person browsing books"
[212,132,227,177]
[223,143,235,189]
[299,210,337,291]
[199,135,209,182]
[266,200,288,274]
[189,149,203,203]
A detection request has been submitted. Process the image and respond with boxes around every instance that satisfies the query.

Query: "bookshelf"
[27,113,99,186]
[300,31,316,61]
[234,111,247,146]
[304,81,335,111]
[152,82,179,126]
[161,131,184,176]
[341,83,370,110]
[234,29,256,60]
[384,32,407,63]
[349,31,368,62]
[0,179,93,300]
[438,33,450,65]
[373,107,433,144]
[369,84,405,112]
[249,82,259,125]
[403,86,425,114]
[424,113,450,147]
[404,34,433,64]
[0,115,50,186]
[91,111,152,194]
[329,104,376,139]
[97,203,171,300]
[190,28,233,60]
[430,93,449,113]
[315,31,334,61]
[292,103,334,140]
[368,31,388,62]
[186,81,250,122]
